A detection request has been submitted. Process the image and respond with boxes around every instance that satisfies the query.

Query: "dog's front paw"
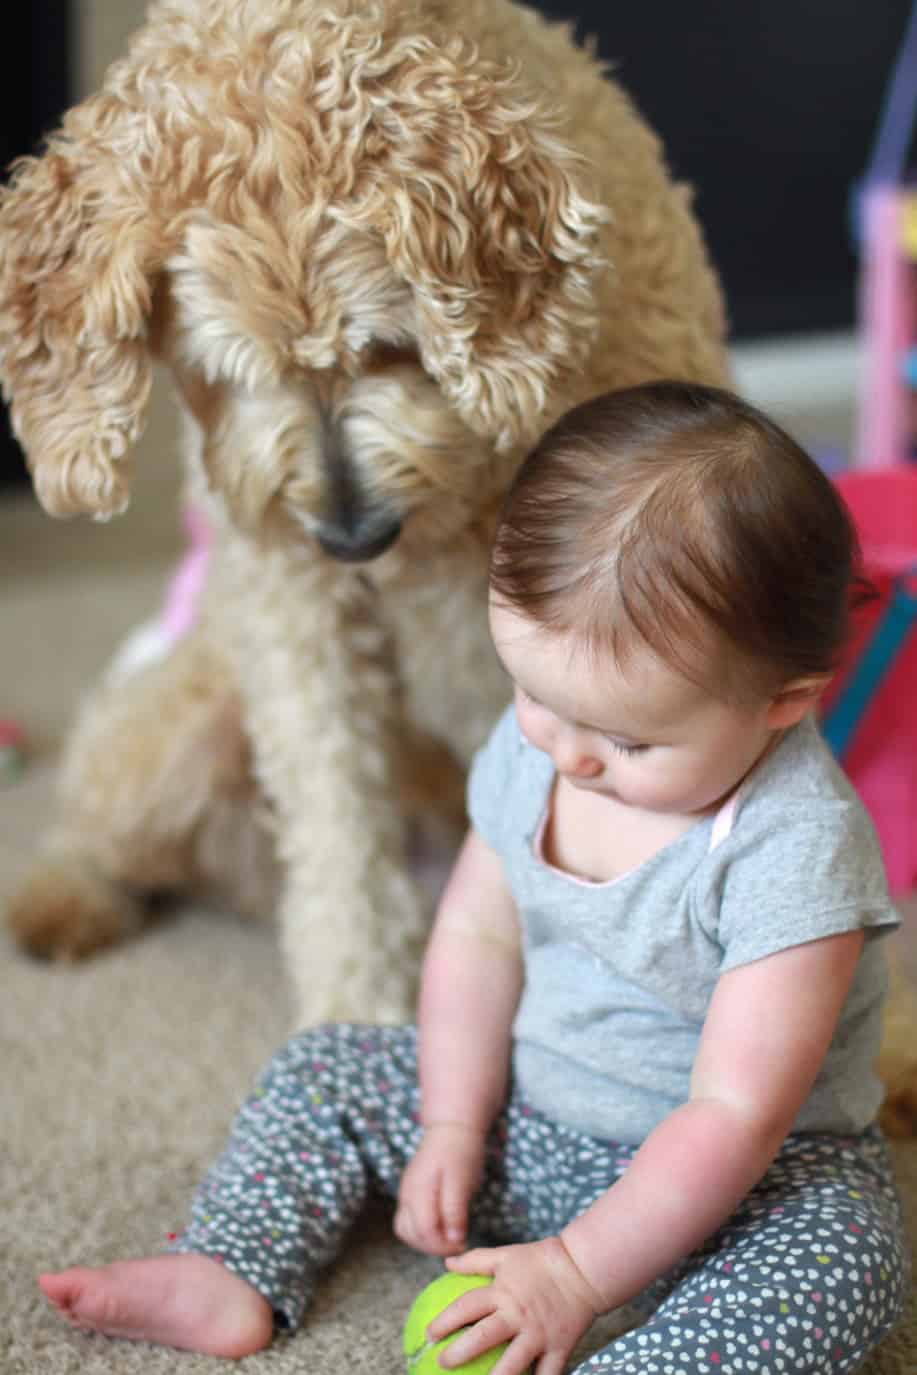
[879,1069,917,1138]
[5,855,144,960]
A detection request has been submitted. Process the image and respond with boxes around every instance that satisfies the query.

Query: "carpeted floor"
[2,435,916,1374]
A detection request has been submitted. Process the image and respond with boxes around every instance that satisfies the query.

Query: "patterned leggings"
[171,1025,910,1373]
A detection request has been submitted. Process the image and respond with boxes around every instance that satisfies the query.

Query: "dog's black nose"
[315,515,402,563]
[316,432,402,561]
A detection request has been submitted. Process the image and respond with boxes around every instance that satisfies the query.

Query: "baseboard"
[731,331,860,417]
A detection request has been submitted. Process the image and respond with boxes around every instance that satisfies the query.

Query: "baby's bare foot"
[38,1253,273,1358]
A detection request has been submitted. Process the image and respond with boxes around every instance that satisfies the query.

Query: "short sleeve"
[466,703,524,853]
[715,802,900,972]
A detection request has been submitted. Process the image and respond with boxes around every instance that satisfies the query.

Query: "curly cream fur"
[0,0,737,1025]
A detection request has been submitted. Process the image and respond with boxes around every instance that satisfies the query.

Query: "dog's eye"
[361,341,420,374]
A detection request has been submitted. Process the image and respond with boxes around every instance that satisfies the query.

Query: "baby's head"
[491,380,863,707]
[488,381,867,812]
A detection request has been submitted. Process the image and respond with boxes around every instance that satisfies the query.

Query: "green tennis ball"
[404,1273,510,1375]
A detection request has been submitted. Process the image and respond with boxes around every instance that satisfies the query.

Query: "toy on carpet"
[0,719,25,781]
[404,1273,530,1375]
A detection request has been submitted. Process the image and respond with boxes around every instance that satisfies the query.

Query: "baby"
[40,382,909,1373]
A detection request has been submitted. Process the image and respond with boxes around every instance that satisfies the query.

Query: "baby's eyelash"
[607,740,647,756]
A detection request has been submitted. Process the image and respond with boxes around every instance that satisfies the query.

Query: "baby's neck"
[544,779,700,884]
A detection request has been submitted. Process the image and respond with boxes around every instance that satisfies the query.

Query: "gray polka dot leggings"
[170,1024,910,1372]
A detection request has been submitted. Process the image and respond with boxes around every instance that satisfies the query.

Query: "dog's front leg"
[223,543,428,1027]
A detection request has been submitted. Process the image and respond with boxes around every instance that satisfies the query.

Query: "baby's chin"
[563,772,693,815]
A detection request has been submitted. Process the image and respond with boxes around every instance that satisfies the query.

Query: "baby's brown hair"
[490,381,869,703]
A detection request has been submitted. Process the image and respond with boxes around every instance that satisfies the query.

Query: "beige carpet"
[2,459,916,1374]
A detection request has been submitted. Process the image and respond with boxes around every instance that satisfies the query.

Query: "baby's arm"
[433,929,866,1375]
[395,827,523,1254]
[559,928,865,1311]
[418,826,523,1130]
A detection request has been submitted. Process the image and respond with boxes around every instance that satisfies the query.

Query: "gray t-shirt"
[467,705,899,1144]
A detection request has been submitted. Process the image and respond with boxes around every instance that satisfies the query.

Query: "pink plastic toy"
[159,503,212,644]
[855,186,917,469]
[826,9,917,895]
[820,470,917,895]
[854,0,917,468]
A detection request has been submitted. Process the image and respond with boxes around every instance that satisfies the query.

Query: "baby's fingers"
[446,1324,553,1375]
[438,1312,513,1371]
[444,1247,501,1278]
[497,1340,564,1375]
[427,1287,495,1343]
[396,1208,451,1257]
[438,1173,471,1249]
[484,1329,571,1375]
[393,1202,419,1247]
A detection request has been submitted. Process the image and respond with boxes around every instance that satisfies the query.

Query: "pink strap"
[159,505,212,642]
[709,790,740,851]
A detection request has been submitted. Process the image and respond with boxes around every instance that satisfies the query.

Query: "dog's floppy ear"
[342,39,609,452]
[0,98,166,518]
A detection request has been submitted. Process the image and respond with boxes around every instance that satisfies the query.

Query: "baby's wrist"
[421,1119,487,1140]
[558,1225,616,1315]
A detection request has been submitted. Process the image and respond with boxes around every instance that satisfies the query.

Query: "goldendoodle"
[2,0,730,1029]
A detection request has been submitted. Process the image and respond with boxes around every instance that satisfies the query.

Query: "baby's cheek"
[643,760,688,806]
[515,702,543,748]
[525,728,551,760]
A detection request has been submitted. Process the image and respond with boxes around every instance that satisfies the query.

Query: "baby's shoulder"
[466,702,549,852]
[719,714,851,828]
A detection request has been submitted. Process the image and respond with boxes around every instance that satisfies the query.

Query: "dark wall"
[0,3,71,489]
[533,1,913,339]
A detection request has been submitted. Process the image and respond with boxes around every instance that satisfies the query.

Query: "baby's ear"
[0,97,166,518]
[766,676,832,730]
[340,38,609,453]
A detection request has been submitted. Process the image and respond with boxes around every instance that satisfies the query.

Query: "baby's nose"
[568,754,603,779]
[553,733,602,779]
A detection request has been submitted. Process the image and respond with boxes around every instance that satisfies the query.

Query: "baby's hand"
[431,1237,604,1375]
[394,1123,486,1256]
